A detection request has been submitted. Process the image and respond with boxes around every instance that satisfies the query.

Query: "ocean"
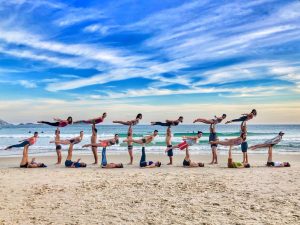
[0,124,299,157]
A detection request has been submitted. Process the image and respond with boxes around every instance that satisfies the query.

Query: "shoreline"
[0,153,299,169]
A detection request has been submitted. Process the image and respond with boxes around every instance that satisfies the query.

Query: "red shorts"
[178,141,188,150]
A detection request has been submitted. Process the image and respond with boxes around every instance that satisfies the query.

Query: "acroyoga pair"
[3,109,290,168]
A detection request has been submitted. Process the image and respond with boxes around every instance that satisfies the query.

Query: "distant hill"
[0,119,12,126]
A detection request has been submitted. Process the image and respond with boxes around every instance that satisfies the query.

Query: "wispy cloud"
[18,80,37,88]
[54,7,106,27]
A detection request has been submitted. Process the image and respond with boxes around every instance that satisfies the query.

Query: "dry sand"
[0,153,299,225]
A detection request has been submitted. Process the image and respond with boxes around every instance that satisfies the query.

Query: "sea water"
[0,124,299,157]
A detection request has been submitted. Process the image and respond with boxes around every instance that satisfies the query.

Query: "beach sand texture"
[0,153,299,225]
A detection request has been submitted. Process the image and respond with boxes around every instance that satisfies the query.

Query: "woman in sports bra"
[225,109,257,124]
[113,113,142,126]
[83,134,119,149]
[193,114,227,125]
[5,132,46,168]
[151,116,183,127]
[123,130,158,145]
[50,131,84,145]
[165,131,202,152]
[4,132,38,150]
[38,116,73,127]
[210,133,246,146]
[73,112,107,124]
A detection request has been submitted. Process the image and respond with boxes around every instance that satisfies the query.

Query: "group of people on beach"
[3,109,291,169]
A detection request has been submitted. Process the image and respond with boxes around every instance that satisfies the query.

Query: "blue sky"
[0,0,300,123]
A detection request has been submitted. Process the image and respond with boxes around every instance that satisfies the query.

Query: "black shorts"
[20,163,28,168]
[167,145,173,157]
[56,145,62,150]
[128,145,133,150]
[183,159,190,166]
[211,144,218,148]
[142,138,146,144]
[241,142,248,152]
[140,161,147,167]
[209,132,218,142]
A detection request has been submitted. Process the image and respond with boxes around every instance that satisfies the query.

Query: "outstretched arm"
[53,117,63,122]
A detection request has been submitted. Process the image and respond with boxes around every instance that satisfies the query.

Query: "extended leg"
[101,147,107,167]
[92,147,98,164]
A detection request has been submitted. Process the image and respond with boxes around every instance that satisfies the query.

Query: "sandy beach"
[0,153,299,225]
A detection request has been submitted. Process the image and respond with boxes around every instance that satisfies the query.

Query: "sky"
[0,0,300,124]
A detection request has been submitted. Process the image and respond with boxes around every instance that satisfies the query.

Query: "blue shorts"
[167,145,173,157]
[65,160,81,168]
[241,142,248,152]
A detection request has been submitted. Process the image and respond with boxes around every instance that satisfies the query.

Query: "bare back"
[166,127,172,145]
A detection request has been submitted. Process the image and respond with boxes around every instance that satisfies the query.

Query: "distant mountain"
[0,119,12,126]
[18,122,36,126]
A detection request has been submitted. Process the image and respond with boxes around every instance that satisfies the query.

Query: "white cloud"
[18,80,37,88]
[54,8,106,27]
[83,24,114,35]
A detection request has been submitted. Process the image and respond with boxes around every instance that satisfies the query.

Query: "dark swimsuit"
[20,163,28,168]
[167,145,173,157]
[209,133,218,147]
[65,160,81,168]
[183,159,190,166]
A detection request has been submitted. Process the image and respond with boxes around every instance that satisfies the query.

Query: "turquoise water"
[0,124,299,156]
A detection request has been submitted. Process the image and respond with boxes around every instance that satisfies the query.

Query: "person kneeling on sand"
[227,145,250,168]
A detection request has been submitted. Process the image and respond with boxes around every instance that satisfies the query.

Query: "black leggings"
[140,147,147,167]
[40,121,60,126]
[7,141,30,149]
[231,116,248,123]
[152,122,172,127]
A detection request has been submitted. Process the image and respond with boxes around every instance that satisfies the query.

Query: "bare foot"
[92,162,98,165]
[209,162,214,165]
[55,162,61,165]
[127,162,133,165]
[214,162,218,164]
[167,163,172,165]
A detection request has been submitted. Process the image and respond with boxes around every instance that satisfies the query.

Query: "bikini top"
[59,120,68,127]
[27,137,37,145]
